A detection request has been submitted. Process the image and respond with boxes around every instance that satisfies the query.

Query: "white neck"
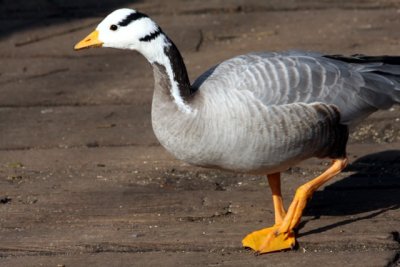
[139,35,196,114]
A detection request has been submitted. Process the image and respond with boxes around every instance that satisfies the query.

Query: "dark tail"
[324,54,400,65]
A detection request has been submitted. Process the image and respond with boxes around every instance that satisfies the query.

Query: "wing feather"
[192,51,393,124]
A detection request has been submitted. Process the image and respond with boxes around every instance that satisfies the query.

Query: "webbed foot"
[242,225,296,254]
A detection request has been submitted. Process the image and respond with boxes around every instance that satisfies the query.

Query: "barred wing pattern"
[193,51,400,124]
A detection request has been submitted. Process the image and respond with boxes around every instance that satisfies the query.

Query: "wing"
[192,51,393,124]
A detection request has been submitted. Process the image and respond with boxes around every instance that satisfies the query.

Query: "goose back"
[193,51,400,125]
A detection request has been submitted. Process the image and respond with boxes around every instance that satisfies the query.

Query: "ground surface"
[0,0,400,266]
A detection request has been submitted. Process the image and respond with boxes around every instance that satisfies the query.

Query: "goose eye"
[110,24,118,31]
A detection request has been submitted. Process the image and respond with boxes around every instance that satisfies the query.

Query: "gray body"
[152,52,400,173]
[151,51,399,174]
[152,51,400,174]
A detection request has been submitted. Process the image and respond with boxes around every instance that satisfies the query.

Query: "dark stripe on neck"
[163,38,196,100]
[140,26,162,42]
[118,12,148,26]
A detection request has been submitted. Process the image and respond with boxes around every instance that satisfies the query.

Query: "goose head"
[74,8,167,64]
[74,8,195,114]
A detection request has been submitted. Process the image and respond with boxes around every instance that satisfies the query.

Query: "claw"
[242,225,296,254]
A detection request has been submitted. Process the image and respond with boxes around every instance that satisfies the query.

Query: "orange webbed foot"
[242,225,296,254]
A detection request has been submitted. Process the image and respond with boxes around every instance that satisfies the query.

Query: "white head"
[75,8,195,114]
[74,8,169,63]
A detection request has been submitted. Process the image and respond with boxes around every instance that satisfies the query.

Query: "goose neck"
[150,37,196,114]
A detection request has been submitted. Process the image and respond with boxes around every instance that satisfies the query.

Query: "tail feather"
[325,54,400,104]
[325,54,400,65]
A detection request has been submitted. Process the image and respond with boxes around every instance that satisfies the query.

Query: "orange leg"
[242,172,295,252]
[273,158,348,236]
[267,173,286,224]
[243,158,348,254]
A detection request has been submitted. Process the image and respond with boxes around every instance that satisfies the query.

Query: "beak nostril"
[74,30,101,50]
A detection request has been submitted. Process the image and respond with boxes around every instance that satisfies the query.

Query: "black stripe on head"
[140,26,162,42]
[118,11,148,27]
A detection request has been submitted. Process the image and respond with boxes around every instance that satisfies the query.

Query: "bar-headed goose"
[74,8,400,254]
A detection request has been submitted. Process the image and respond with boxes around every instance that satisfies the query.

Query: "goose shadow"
[298,149,400,237]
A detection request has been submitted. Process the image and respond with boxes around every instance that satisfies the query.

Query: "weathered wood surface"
[0,1,399,266]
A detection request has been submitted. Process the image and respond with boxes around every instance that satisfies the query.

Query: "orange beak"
[74,30,103,50]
